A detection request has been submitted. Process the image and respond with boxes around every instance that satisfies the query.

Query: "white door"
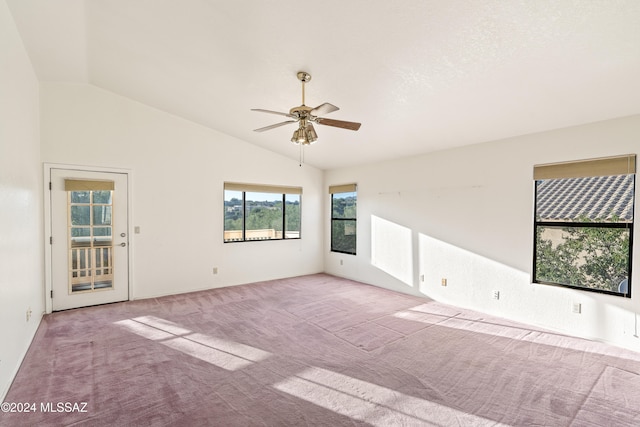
[50,168,129,311]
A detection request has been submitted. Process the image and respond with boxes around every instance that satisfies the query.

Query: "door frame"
[43,163,134,314]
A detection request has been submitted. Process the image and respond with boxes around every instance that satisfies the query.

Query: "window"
[533,155,636,297]
[65,179,114,292]
[330,184,357,255]
[224,182,301,242]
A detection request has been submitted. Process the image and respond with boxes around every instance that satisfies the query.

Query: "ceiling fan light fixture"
[291,124,319,145]
[291,128,305,144]
[305,123,318,144]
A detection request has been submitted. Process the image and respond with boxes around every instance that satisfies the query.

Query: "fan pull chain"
[299,141,303,167]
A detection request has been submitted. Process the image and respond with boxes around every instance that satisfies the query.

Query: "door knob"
[120,233,126,237]
[120,242,127,247]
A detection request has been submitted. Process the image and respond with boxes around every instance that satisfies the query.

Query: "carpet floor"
[2,274,640,426]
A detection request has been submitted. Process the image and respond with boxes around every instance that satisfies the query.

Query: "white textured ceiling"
[8,0,640,170]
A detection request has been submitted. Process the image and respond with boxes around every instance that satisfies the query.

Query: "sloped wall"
[40,83,324,300]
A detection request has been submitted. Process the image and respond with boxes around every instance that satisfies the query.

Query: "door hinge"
[49,182,52,190]
[50,290,53,298]
[50,236,53,244]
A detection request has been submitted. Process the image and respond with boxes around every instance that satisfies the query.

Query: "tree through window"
[533,155,636,297]
[330,184,357,255]
[224,183,301,242]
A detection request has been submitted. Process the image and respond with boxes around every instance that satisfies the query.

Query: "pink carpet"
[2,274,640,426]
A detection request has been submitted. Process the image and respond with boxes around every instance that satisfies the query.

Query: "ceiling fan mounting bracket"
[297,71,311,83]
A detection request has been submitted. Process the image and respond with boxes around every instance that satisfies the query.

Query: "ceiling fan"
[251,71,361,145]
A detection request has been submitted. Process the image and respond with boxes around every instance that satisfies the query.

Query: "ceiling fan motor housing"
[289,105,312,118]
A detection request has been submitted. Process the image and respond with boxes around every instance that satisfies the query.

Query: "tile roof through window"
[536,174,635,222]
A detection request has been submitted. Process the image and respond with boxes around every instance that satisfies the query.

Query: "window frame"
[532,155,636,298]
[223,183,301,243]
[330,184,357,255]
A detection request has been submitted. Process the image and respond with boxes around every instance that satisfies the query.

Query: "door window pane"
[68,189,114,292]
[71,227,91,247]
[93,190,112,204]
[71,191,90,203]
[93,205,112,225]
[71,205,91,225]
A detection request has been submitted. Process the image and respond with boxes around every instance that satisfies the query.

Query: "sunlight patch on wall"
[273,366,505,426]
[418,233,529,299]
[371,215,413,286]
[115,316,271,370]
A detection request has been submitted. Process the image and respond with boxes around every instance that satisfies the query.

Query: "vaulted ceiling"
[8,0,640,170]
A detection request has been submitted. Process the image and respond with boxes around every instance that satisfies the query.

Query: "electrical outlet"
[26,307,32,322]
[420,274,425,282]
[441,278,447,286]
[340,259,344,266]
[572,302,581,314]
[492,290,500,300]
[213,267,218,275]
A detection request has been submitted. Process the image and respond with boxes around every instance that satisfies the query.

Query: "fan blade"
[315,117,361,131]
[253,120,296,132]
[251,109,295,118]
[310,102,339,116]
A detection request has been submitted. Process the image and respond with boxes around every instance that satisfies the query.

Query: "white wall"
[325,115,640,351]
[40,83,324,300]
[0,0,44,400]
